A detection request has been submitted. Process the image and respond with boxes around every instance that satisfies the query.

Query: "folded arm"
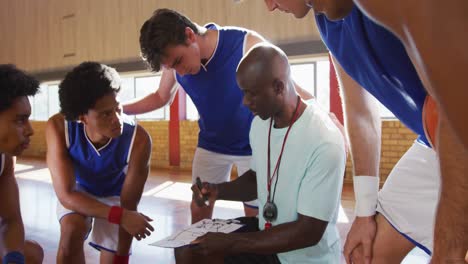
[116,125,153,255]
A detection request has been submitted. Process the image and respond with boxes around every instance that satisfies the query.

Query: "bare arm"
[332,56,381,176]
[332,55,381,263]
[0,156,25,253]
[231,214,327,254]
[432,114,468,262]
[116,125,152,255]
[217,169,257,202]
[193,213,327,257]
[122,69,178,115]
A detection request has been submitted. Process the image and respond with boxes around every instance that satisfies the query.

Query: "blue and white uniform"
[175,23,255,207]
[65,119,136,197]
[316,6,439,254]
[57,119,138,253]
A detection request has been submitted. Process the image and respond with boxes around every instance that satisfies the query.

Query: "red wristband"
[113,254,129,264]
[108,206,123,224]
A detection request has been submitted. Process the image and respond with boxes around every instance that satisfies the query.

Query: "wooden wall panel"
[44,0,63,70]
[0,0,322,73]
[61,14,77,59]
[12,0,30,69]
[0,0,15,65]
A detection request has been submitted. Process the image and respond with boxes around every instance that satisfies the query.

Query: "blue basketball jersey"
[175,24,253,156]
[315,6,429,146]
[66,119,137,197]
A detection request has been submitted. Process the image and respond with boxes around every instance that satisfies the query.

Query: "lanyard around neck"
[267,96,301,202]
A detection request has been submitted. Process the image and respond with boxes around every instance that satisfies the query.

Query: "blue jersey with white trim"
[176,23,253,156]
[315,6,429,146]
[66,120,136,197]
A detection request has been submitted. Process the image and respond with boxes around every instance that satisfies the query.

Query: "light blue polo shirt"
[250,100,346,263]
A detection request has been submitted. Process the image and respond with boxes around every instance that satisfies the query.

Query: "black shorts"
[224,217,280,264]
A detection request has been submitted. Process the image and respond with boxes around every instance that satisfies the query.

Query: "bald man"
[175,43,346,264]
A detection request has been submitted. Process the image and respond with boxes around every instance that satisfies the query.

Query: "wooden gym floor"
[15,158,429,263]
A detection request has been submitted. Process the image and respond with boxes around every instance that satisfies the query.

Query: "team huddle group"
[1,0,467,263]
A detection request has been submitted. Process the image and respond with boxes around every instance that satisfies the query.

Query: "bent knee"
[25,240,44,264]
[59,214,89,251]
[371,214,415,263]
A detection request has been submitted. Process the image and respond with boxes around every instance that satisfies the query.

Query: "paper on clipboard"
[149,219,244,248]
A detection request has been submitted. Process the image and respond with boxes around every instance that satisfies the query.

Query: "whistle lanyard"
[266,96,301,203]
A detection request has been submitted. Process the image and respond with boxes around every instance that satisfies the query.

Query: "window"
[29,55,394,122]
[291,62,316,95]
[134,75,168,120]
[30,82,59,120]
[186,95,199,121]
[290,57,330,112]
[32,84,50,121]
[119,74,170,121]
[119,77,136,103]
[316,60,330,112]
[31,73,171,121]
[48,84,60,116]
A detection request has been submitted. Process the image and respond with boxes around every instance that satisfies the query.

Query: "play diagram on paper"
[150,219,244,248]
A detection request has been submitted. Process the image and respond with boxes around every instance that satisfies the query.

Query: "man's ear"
[185,27,196,44]
[78,114,87,125]
[272,78,285,95]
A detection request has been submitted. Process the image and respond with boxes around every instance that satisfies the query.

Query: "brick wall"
[138,121,169,170]
[23,120,417,183]
[22,121,48,157]
[343,120,417,184]
[179,120,199,170]
[380,121,417,177]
